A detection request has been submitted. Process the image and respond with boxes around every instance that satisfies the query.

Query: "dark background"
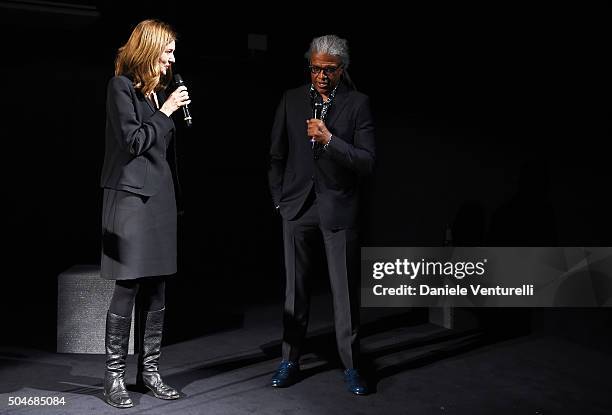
[0,2,609,352]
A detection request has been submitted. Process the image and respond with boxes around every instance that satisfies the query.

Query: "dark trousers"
[281,194,360,369]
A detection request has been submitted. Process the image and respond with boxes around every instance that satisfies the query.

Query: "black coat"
[99,75,177,279]
[100,75,175,196]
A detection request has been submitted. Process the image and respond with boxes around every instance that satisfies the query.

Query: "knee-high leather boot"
[136,308,180,400]
[103,311,134,408]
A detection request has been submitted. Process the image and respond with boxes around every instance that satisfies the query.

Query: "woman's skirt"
[100,174,176,280]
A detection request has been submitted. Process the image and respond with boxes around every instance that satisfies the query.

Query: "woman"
[99,19,190,409]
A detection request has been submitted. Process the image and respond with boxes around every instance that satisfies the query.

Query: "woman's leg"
[109,280,140,316]
[103,279,140,408]
[138,276,165,312]
[136,276,180,400]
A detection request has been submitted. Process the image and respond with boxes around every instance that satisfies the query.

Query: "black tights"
[108,276,166,317]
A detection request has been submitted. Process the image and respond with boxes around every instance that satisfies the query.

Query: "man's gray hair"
[307,34,350,69]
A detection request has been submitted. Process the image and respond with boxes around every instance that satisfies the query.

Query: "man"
[268,34,375,395]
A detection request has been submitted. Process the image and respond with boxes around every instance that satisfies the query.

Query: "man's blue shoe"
[271,360,300,388]
[344,368,368,395]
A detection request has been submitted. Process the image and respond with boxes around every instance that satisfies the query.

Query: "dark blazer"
[269,82,375,229]
[100,75,175,196]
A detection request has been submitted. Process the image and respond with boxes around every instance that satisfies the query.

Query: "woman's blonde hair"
[114,19,176,95]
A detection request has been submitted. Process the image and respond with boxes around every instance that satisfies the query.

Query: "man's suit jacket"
[268,82,375,229]
[100,75,176,197]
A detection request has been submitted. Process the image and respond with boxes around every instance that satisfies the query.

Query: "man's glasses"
[309,65,342,76]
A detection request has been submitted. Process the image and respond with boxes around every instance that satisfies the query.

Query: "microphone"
[311,95,323,146]
[173,74,192,127]
[313,95,323,119]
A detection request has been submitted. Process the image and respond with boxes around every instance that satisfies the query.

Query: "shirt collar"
[309,84,339,105]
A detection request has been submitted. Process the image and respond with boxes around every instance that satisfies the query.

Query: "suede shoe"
[271,360,300,388]
[344,368,368,395]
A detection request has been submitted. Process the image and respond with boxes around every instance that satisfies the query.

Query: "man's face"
[309,52,343,96]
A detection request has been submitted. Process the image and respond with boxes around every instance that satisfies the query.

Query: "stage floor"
[1,296,610,414]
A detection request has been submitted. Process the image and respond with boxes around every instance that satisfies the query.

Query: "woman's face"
[159,40,176,76]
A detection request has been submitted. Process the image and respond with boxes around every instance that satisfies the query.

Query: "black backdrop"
[0,2,609,351]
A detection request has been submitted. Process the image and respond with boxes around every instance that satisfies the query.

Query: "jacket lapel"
[297,86,313,148]
[325,82,350,129]
[157,90,167,107]
[301,85,313,121]
[145,94,157,113]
